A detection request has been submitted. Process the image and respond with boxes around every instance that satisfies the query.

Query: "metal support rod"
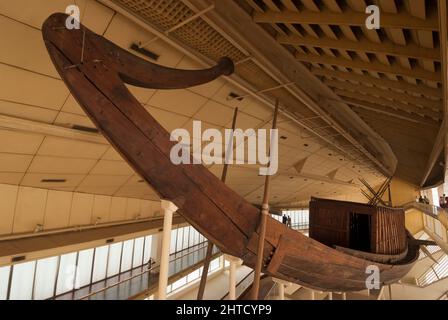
[388,184,392,206]
[369,177,392,205]
[228,82,296,100]
[376,178,392,205]
[251,101,279,300]
[197,107,239,300]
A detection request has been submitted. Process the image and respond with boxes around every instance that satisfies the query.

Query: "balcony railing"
[54,242,217,300]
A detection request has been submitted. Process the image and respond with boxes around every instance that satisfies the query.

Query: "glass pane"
[188,228,195,248]
[56,252,77,295]
[210,258,220,272]
[170,229,177,254]
[76,248,94,288]
[143,236,152,264]
[9,261,36,300]
[171,276,187,291]
[176,228,184,252]
[132,237,144,268]
[92,245,109,283]
[195,229,200,245]
[121,240,134,272]
[183,227,190,248]
[0,266,10,300]
[107,243,122,277]
[34,257,58,300]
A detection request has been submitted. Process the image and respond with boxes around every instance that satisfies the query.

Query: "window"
[183,227,190,248]
[132,237,144,268]
[56,252,77,295]
[76,249,94,288]
[210,257,220,272]
[0,266,10,300]
[9,261,36,300]
[143,235,152,264]
[176,228,184,252]
[107,243,122,277]
[92,245,109,283]
[34,257,58,300]
[170,229,177,254]
[121,240,134,272]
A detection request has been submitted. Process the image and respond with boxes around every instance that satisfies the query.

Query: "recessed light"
[328,153,332,156]
[72,124,99,133]
[227,92,244,101]
[41,179,67,183]
[130,43,159,61]
[304,144,309,147]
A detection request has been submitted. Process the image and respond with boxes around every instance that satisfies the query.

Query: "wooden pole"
[388,184,392,206]
[197,107,239,300]
[251,101,280,300]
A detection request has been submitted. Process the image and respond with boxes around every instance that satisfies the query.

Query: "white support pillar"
[327,292,333,300]
[310,290,315,300]
[225,255,242,300]
[342,293,347,300]
[272,278,292,300]
[157,200,178,300]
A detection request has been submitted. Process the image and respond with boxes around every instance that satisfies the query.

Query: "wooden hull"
[42,13,419,292]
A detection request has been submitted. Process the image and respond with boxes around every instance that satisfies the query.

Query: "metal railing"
[75,242,215,300]
[403,202,443,217]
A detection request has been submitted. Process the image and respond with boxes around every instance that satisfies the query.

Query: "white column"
[272,278,292,300]
[157,200,178,300]
[310,290,315,300]
[225,255,242,300]
[342,292,347,300]
[327,292,333,300]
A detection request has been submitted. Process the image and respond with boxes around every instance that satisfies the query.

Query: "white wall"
[0,183,162,236]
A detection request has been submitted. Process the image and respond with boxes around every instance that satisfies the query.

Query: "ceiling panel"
[37,137,108,159]
[28,155,97,174]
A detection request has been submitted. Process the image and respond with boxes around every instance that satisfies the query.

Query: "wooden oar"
[251,101,280,300]
[197,107,239,300]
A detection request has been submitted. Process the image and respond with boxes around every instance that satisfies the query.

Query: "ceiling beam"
[324,79,442,110]
[311,67,442,99]
[277,34,440,61]
[0,114,107,145]
[343,97,439,125]
[295,53,441,82]
[253,9,439,31]
[333,89,441,119]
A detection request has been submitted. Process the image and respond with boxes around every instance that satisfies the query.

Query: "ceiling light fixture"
[41,179,67,183]
[130,43,160,61]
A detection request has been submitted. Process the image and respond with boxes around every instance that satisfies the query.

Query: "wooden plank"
[253,9,439,31]
[295,53,441,82]
[312,67,442,98]
[277,34,440,61]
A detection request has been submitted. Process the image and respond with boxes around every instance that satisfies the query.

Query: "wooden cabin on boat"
[309,198,407,255]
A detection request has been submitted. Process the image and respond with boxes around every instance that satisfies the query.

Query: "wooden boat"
[42,13,419,292]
